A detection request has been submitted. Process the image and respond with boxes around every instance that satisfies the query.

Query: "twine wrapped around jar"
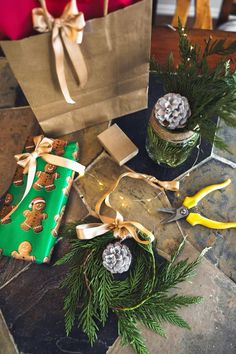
[146,110,199,167]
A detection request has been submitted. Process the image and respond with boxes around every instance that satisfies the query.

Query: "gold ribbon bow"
[32,0,88,104]
[76,214,155,245]
[76,172,179,245]
[1,135,85,223]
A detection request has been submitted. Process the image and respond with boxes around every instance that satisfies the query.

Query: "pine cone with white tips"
[102,242,132,274]
[154,93,191,130]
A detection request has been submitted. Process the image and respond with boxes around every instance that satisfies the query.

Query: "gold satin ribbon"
[1,135,85,223]
[32,0,88,104]
[76,172,179,245]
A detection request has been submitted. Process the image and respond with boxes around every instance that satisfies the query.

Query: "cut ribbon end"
[79,166,85,176]
[67,97,76,104]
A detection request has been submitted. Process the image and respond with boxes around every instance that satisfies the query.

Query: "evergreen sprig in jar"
[146,109,199,168]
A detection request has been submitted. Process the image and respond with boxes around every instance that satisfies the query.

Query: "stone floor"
[0,58,236,354]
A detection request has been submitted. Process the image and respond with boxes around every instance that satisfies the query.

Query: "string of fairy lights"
[84,172,168,215]
[82,25,202,217]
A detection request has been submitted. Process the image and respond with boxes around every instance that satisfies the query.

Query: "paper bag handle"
[103,0,109,16]
[38,0,52,29]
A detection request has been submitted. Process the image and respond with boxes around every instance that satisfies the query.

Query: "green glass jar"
[146,112,199,168]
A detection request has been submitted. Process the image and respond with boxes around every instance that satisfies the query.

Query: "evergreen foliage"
[150,19,236,151]
[57,224,205,354]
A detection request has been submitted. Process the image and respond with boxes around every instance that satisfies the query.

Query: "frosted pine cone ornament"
[102,242,132,274]
[155,93,191,130]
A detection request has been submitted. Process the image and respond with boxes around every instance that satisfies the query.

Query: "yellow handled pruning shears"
[158,179,236,229]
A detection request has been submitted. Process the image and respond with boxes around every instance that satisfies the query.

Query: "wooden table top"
[151,26,236,69]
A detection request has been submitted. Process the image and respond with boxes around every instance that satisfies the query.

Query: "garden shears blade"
[158,179,236,229]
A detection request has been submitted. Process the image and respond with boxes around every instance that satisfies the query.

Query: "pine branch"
[150,55,161,72]
[111,244,156,310]
[78,302,99,345]
[156,259,197,292]
[58,222,205,353]
[150,19,236,150]
[63,267,84,335]
[126,292,201,334]
[135,301,190,330]
[156,246,210,293]
[159,311,191,330]
[214,135,232,154]
[123,304,167,338]
[55,241,82,265]
[128,252,146,289]
[117,312,149,354]
[169,235,186,265]
[92,265,112,325]
[159,294,202,308]
[139,318,166,338]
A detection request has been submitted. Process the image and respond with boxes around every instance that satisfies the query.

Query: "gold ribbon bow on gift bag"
[1,135,85,223]
[32,0,88,104]
[76,172,179,245]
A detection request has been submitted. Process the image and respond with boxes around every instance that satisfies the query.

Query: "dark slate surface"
[0,240,118,354]
[0,236,166,354]
[1,70,235,354]
[167,158,236,283]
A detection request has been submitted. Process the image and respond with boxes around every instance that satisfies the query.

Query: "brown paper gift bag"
[1,0,152,137]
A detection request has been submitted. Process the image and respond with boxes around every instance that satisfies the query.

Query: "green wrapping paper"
[0,137,79,263]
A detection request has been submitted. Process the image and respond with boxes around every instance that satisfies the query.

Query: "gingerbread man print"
[33,164,60,192]
[52,139,67,156]
[43,246,55,263]
[11,241,36,262]
[25,136,35,152]
[72,143,79,160]
[21,197,47,233]
[62,176,73,196]
[13,165,24,186]
[51,205,66,237]
[0,193,15,224]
